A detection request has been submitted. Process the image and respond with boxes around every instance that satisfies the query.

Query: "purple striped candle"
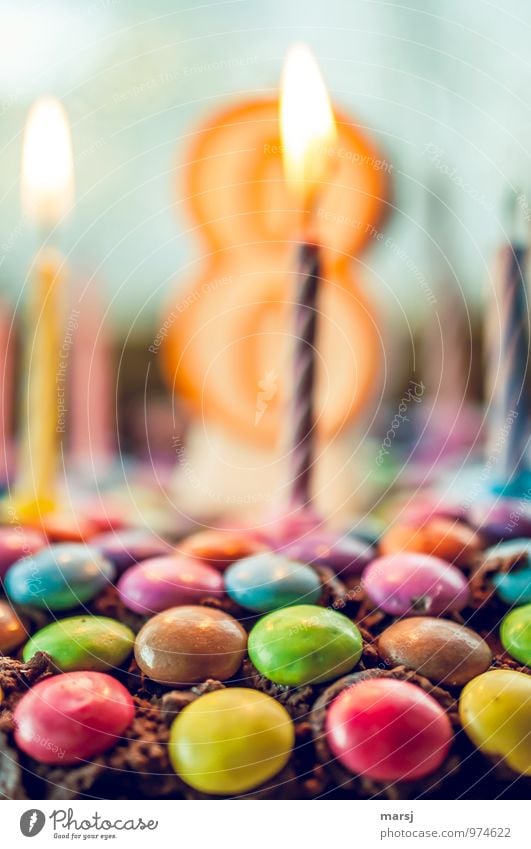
[288,242,321,508]
[486,235,530,491]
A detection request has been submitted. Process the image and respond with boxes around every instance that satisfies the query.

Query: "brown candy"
[380,518,484,567]
[377,617,492,686]
[135,605,247,686]
[0,601,26,654]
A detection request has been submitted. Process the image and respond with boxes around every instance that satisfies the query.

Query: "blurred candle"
[13,97,74,519]
[0,299,15,486]
[486,195,530,493]
[280,44,337,508]
[70,278,114,469]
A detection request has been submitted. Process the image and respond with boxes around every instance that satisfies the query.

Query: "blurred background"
[0,0,529,516]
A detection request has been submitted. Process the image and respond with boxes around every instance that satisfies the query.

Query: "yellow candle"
[10,98,73,521]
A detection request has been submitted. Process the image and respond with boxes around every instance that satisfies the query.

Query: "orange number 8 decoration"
[163,99,390,447]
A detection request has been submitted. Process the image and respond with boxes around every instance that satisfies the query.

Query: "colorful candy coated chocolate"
[488,540,531,605]
[92,529,171,572]
[0,600,26,654]
[177,530,264,571]
[0,526,47,578]
[326,677,452,781]
[224,553,321,612]
[248,604,362,686]
[494,568,531,606]
[14,671,134,764]
[4,544,115,610]
[500,604,531,667]
[169,688,294,795]
[41,512,100,542]
[363,553,469,616]
[279,531,373,577]
[23,616,134,672]
[459,669,531,775]
[469,499,531,542]
[134,605,247,686]
[118,555,223,615]
[378,617,492,685]
[380,518,483,567]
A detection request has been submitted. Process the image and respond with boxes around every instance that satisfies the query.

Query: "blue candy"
[489,539,531,606]
[224,553,321,613]
[4,544,115,610]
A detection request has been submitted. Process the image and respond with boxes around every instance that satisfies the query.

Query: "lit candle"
[12,97,74,520]
[280,45,337,509]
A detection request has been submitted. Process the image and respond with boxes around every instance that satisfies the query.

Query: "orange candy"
[177,530,265,572]
[380,518,484,567]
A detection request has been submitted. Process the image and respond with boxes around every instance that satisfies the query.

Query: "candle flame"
[280,44,337,210]
[21,97,74,227]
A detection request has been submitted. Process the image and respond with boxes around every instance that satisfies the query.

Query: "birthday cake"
[0,512,529,801]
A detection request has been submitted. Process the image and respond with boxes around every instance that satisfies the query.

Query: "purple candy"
[0,527,47,578]
[117,555,224,615]
[468,499,531,542]
[363,553,469,616]
[279,531,374,577]
[91,529,171,572]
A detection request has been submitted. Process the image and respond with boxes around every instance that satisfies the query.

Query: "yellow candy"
[169,688,294,795]
[459,669,531,776]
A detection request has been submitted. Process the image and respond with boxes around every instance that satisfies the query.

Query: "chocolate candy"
[177,530,264,571]
[118,555,223,615]
[248,604,362,686]
[380,517,483,566]
[279,531,373,577]
[0,600,26,654]
[92,528,171,572]
[23,616,134,672]
[500,604,531,667]
[0,526,46,578]
[363,553,469,616]
[4,543,116,610]
[326,677,452,781]
[169,688,294,795]
[14,671,134,764]
[378,617,492,685]
[225,553,321,612]
[459,669,531,776]
[134,605,247,686]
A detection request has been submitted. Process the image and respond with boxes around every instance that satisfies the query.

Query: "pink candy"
[117,555,224,615]
[0,526,46,578]
[14,672,134,764]
[363,553,469,616]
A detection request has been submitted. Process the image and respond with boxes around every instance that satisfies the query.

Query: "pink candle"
[0,298,15,482]
[69,278,114,466]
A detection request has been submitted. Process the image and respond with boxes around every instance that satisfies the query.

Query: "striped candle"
[486,231,530,492]
[288,242,320,507]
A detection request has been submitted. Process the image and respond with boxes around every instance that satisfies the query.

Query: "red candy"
[14,672,134,764]
[326,678,452,782]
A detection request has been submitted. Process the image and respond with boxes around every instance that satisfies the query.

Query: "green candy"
[23,616,134,673]
[500,604,531,667]
[248,604,362,686]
